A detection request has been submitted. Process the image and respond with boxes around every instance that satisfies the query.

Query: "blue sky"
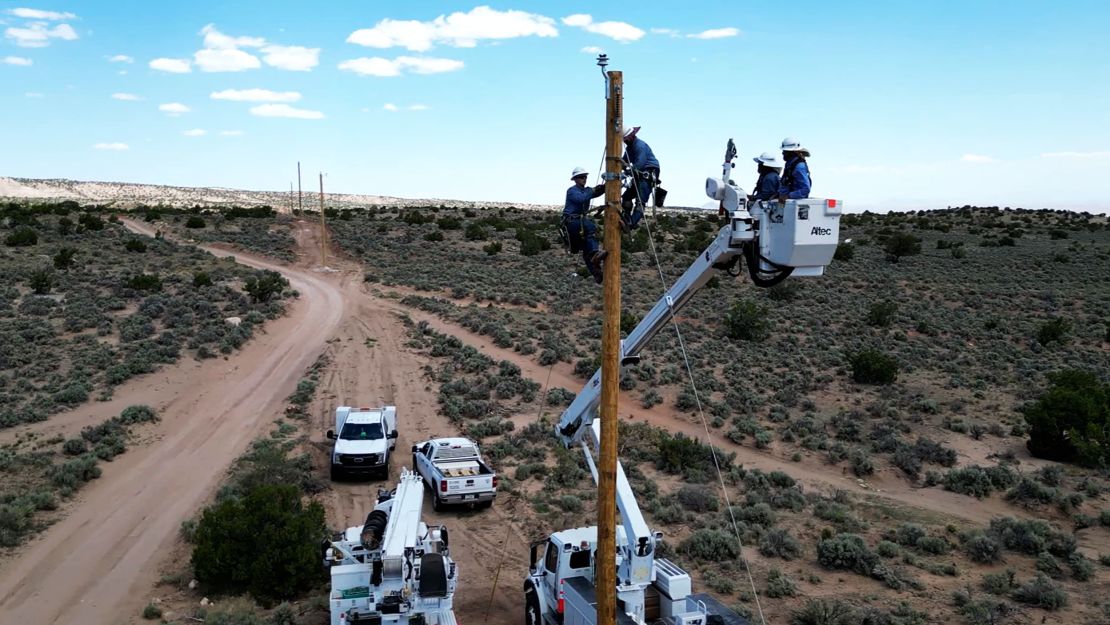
[2,1,1108,212]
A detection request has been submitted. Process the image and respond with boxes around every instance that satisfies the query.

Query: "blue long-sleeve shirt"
[623,138,660,171]
[778,158,811,199]
[564,184,604,218]
[753,171,781,201]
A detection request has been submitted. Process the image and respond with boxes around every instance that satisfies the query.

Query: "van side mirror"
[327,430,336,440]
[411,445,419,453]
[389,430,398,439]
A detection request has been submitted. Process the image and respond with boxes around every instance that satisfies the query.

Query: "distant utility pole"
[319,172,328,268]
[297,162,303,212]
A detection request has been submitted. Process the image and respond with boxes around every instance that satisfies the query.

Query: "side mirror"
[389,430,398,439]
[326,430,336,440]
[411,445,419,453]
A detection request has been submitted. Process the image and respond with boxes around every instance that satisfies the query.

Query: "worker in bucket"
[748,151,783,202]
[777,137,811,200]
[621,126,661,230]
[563,167,608,284]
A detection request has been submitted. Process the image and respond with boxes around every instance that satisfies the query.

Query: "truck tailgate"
[443,474,493,495]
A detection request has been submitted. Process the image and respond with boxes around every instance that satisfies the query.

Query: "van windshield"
[340,422,384,440]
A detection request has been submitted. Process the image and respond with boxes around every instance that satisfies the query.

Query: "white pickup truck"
[327,406,398,480]
[412,438,498,511]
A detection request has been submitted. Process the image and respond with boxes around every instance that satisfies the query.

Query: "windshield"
[340,422,384,440]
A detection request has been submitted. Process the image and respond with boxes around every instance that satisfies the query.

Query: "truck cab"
[328,406,398,480]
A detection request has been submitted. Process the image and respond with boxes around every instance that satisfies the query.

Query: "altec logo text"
[810,227,833,236]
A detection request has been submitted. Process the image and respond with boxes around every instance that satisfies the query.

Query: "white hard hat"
[781,137,810,155]
[570,166,589,180]
[622,126,641,139]
[753,151,783,168]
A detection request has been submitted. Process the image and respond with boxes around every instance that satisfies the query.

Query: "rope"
[483,520,514,621]
[634,182,769,625]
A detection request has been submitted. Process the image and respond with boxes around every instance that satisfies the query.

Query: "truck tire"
[432,493,443,512]
[478,499,493,510]
[330,464,341,481]
[524,581,542,625]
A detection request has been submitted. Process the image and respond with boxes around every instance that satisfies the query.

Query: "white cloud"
[5,21,78,47]
[650,28,678,36]
[338,55,464,77]
[7,8,76,20]
[149,57,191,73]
[182,128,207,137]
[580,46,604,54]
[111,92,141,101]
[108,54,133,63]
[260,44,319,71]
[219,130,245,136]
[409,104,429,111]
[194,47,260,72]
[383,103,399,112]
[561,14,644,43]
[961,154,997,163]
[94,142,129,151]
[159,102,190,115]
[347,6,557,52]
[24,91,43,98]
[210,88,301,102]
[249,103,324,119]
[3,55,32,65]
[1041,150,1110,159]
[687,27,740,39]
[200,23,264,49]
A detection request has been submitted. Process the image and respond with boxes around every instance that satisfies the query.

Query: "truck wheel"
[432,494,443,512]
[478,500,493,510]
[330,464,341,481]
[524,581,542,625]
[379,463,390,480]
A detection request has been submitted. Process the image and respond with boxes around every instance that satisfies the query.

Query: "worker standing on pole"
[620,126,660,230]
[563,166,608,284]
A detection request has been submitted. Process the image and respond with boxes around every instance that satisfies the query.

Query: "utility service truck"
[324,468,458,625]
[524,139,841,625]
[412,437,499,510]
[328,405,399,480]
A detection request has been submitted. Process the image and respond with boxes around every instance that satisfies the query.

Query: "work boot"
[592,250,609,263]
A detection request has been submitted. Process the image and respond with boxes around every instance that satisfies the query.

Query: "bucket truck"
[524,140,841,625]
[325,468,458,625]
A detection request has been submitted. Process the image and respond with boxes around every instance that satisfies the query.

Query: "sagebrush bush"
[849,348,898,384]
[1011,573,1067,610]
[679,529,739,561]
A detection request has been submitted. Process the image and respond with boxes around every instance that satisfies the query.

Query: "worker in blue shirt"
[748,151,783,202]
[621,126,661,230]
[777,137,811,200]
[563,167,608,284]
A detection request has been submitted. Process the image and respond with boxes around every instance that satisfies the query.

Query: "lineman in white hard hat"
[620,125,663,230]
[777,137,811,201]
[562,166,608,284]
[748,151,784,202]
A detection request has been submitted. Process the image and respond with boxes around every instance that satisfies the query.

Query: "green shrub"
[866,301,897,327]
[28,269,53,294]
[464,223,488,241]
[1011,573,1067,610]
[53,247,77,269]
[963,532,1002,564]
[1036,318,1072,346]
[724,299,769,342]
[78,213,104,230]
[765,568,797,598]
[981,569,1015,595]
[424,230,445,242]
[832,243,854,262]
[125,238,147,252]
[759,528,802,560]
[679,529,739,561]
[185,215,207,228]
[483,241,502,255]
[245,270,288,303]
[883,233,921,262]
[5,226,38,246]
[142,603,163,619]
[127,274,163,291]
[816,533,877,575]
[849,348,898,384]
[1024,369,1109,467]
[191,483,325,606]
[675,485,718,512]
[193,271,213,287]
[790,599,856,625]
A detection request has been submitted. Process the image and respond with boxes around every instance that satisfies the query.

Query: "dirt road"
[0,221,344,625]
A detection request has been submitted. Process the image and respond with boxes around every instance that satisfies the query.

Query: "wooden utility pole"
[318,172,328,268]
[597,67,623,625]
[297,162,303,212]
